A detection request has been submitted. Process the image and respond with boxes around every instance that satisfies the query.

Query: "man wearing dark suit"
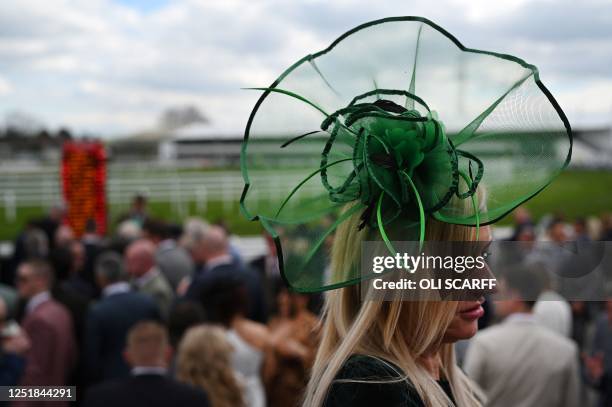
[84,252,160,383]
[15,259,76,407]
[83,321,209,407]
[184,226,267,323]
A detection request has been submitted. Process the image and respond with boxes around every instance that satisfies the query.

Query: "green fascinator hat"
[240,16,572,292]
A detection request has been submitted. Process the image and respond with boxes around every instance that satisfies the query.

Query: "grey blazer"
[464,315,581,407]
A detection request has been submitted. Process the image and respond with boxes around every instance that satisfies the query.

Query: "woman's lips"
[459,301,485,320]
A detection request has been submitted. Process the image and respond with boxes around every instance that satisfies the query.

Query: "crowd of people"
[0,195,611,406]
[460,208,612,406]
[0,196,319,407]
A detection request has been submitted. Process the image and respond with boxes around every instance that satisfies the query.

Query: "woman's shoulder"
[334,354,404,380]
[325,355,424,407]
[232,319,270,350]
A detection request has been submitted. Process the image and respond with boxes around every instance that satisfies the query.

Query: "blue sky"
[0,0,611,138]
[114,0,168,13]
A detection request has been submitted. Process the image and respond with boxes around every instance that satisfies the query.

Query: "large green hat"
[240,16,572,292]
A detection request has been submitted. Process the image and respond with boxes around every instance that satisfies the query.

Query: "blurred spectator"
[22,228,49,260]
[125,239,174,319]
[585,299,612,406]
[176,325,244,407]
[571,301,592,350]
[33,204,66,249]
[83,321,209,407]
[202,278,271,407]
[0,284,18,321]
[144,220,194,291]
[81,218,104,292]
[60,240,95,298]
[15,260,76,404]
[267,288,319,407]
[8,219,52,285]
[167,301,205,350]
[46,242,91,392]
[181,218,209,266]
[464,265,581,407]
[184,225,266,322]
[116,194,149,227]
[116,220,142,243]
[0,297,29,387]
[574,217,592,242]
[509,207,534,241]
[601,214,612,241]
[533,264,573,337]
[54,224,75,248]
[515,225,536,242]
[213,220,244,266]
[547,217,568,242]
[249,233,281,316]
[84,252,160,382]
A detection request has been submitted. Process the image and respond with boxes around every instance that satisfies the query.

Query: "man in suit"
[83,321,209,407]
[126,239,174,319]
[142,219,194,291]
[15,259,76,406]
[84,251,160,382]
[184,225,267,322]
[464,264,581,407]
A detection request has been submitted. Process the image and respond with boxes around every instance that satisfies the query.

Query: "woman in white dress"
[203,278,273,407]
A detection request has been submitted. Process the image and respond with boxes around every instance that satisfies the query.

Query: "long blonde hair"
[303,204,483,407]
[176,325,245,407]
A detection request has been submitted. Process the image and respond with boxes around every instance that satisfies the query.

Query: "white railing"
[0,167,320,223]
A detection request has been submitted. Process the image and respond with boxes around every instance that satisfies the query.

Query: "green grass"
[1,169,610,241]
[496,169,612,225]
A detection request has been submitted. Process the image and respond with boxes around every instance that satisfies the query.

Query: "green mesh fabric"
[240,16,572,292]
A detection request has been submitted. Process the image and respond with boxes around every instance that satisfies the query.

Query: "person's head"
[84,218,98,235]
[16,260,53,299]
[168,301,206,349]
[275,287,291,318]
[516,225,536,242]
[200,278,249,327]
[123,321,171,369]
[125,239,157,278]
[94,251,127,288]
[142,219,167,244]
[291,292,311,314]
[574,217,587,236]
[304,202,490,407]
[493,264,544,319]
[54,224,75,247]
[131,194,147,213]
[547,218,566,242]
[187,225,229,265]
[49,204,67,222]
[69,240,85,274]
[513,207,531,225]
[22,228,49,259]
[176,325,244,407]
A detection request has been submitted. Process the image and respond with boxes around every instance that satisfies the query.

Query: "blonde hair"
[176,325,245,407]
[303,202,483,407]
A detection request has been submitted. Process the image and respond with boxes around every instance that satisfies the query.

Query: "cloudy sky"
[0,0,611,137]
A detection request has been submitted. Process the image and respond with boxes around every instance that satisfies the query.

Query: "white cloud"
[0,76,12,95]
[0,0,610,136]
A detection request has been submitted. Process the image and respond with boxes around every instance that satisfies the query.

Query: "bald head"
[125,239,157,278]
